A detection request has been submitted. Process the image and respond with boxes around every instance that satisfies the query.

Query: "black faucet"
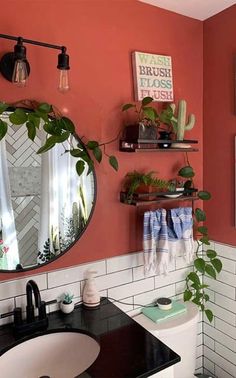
[26,280,47,323]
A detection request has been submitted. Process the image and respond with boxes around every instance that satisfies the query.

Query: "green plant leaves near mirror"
[0,101,118,175]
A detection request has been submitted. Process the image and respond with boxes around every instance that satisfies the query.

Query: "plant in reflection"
[0,100,118,175]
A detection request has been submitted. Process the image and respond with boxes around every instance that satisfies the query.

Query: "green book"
[142,301,187,323]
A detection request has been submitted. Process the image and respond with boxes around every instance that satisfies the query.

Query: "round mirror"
[0,109,96,272]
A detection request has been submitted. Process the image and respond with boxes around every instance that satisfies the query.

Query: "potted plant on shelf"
[60,293,75,314]
[121,97,158,141]
[123,170,169,203]
[156,104,176,149]
[178,162,223,322]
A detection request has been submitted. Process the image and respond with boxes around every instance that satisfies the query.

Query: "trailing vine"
[179,156,223,323]
[0,100,118,175]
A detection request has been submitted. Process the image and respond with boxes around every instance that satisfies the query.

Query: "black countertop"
[0,298,180,377]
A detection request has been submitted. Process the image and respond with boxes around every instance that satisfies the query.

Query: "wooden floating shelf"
[133,148,198,153]
[120,195,199,207]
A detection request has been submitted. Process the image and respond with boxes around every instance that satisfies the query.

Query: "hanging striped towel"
[167,207,194,263]
[143,209,169,276]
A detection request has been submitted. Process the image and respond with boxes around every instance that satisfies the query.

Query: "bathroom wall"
[203,4,236,244]
[0,248,203,375]
[203,241,236,378]
[0,0,203,280]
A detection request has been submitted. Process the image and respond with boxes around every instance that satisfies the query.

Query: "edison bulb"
[58,69,70,93]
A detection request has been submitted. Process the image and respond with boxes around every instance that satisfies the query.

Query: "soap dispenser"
[82,270,100,309]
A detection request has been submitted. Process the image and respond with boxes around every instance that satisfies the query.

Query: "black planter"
[123,123,157,141]
[158,131,172,149]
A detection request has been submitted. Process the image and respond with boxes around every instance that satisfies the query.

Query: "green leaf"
[204,294,210,302]
[54,131,70,143]
[35,110,49,122]
[9,109,28,125]
[142,106,157,121]
[0,102,9,114]
[43,121,62,136]
[93,146,102,163]
[188,271,201,285]
[141,97,153,106]
[200,304,205,311]
[210,258,222,273]
[200,236,210,245]
[26,121,36,141]
[37,103,52,113]
[87,160,94,175]
[205,309,213,323]
[87,141,99,150]
[178,166,195,178]
[197,226,208,235]
[76,160,85,176]
[184,290,192,301]
[61,117,75,133]
[28,113,40,129]
[192,297,200,306]
[194,258,206,273]
[205,264,216,279]
[195,208,206,222]
[206,249,217,259]
[109,155,118,171]
[0,120,8,139]
[198,191,211,200]
[37,136,55,154]
[122,103,135,111]
[198,284,209,289]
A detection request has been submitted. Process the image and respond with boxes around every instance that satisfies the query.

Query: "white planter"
[60,301,75,314]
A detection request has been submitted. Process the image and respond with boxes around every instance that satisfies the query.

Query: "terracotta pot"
[135,184,160,201]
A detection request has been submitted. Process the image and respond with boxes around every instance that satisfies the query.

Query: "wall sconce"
[0,33,70,92]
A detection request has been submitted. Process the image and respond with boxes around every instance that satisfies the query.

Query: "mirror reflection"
[0,111,96,271]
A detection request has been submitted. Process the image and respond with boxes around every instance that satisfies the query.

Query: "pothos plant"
[178,158,223,323]
[0,100,118,175]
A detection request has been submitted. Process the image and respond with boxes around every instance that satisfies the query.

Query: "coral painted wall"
[0,0,203,280]
[203,5,236,245]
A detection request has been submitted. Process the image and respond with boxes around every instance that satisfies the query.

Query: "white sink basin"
[0,330,100,378]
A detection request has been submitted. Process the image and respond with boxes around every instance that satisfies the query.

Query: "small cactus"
[171,100,195,140]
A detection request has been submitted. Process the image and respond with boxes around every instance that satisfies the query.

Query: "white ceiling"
[139,0,236,20]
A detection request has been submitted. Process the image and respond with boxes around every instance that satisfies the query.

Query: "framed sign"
[132,51,174,102]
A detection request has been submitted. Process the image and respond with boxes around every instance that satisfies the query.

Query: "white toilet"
[134,301,199,378]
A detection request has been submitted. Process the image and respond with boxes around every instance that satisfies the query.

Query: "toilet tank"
[134,302,199,378]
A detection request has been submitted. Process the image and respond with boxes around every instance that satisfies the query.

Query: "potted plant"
[60,293,75,314]
[156,104,176,149]
[123,170,169,203]
[121,97,158,141]
[178,163,223,322]
[163,178,185,198]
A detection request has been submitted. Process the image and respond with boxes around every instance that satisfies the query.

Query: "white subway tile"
[0,298,15,326]
[106,252,143,273]
[155,267,191,289]
[133,284,175,308]
[215,318,236,340]
[198,321,203,335]
[217,270,236,288]
[96,269,133,291]
[47,260,106,288]
[205,323,236,352]
[175,256,192,270]
[108,277,154,300]
[215,293,236,314]
[196,344,203,358]
[133,265,154,281]
[215,365,235,378]
[203,345,236,377]
[203,357,215,375]
[220,257,236,274]
[15,282,81,309]
[214,242,236,261]
[0,274,47,301]
[215,342,236,365]
[204,276,235,299]
[207,302,236,326]
[204,334,215,350]
[195,356,203,370]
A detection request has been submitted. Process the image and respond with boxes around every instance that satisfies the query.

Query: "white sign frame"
[132,51,174,102]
